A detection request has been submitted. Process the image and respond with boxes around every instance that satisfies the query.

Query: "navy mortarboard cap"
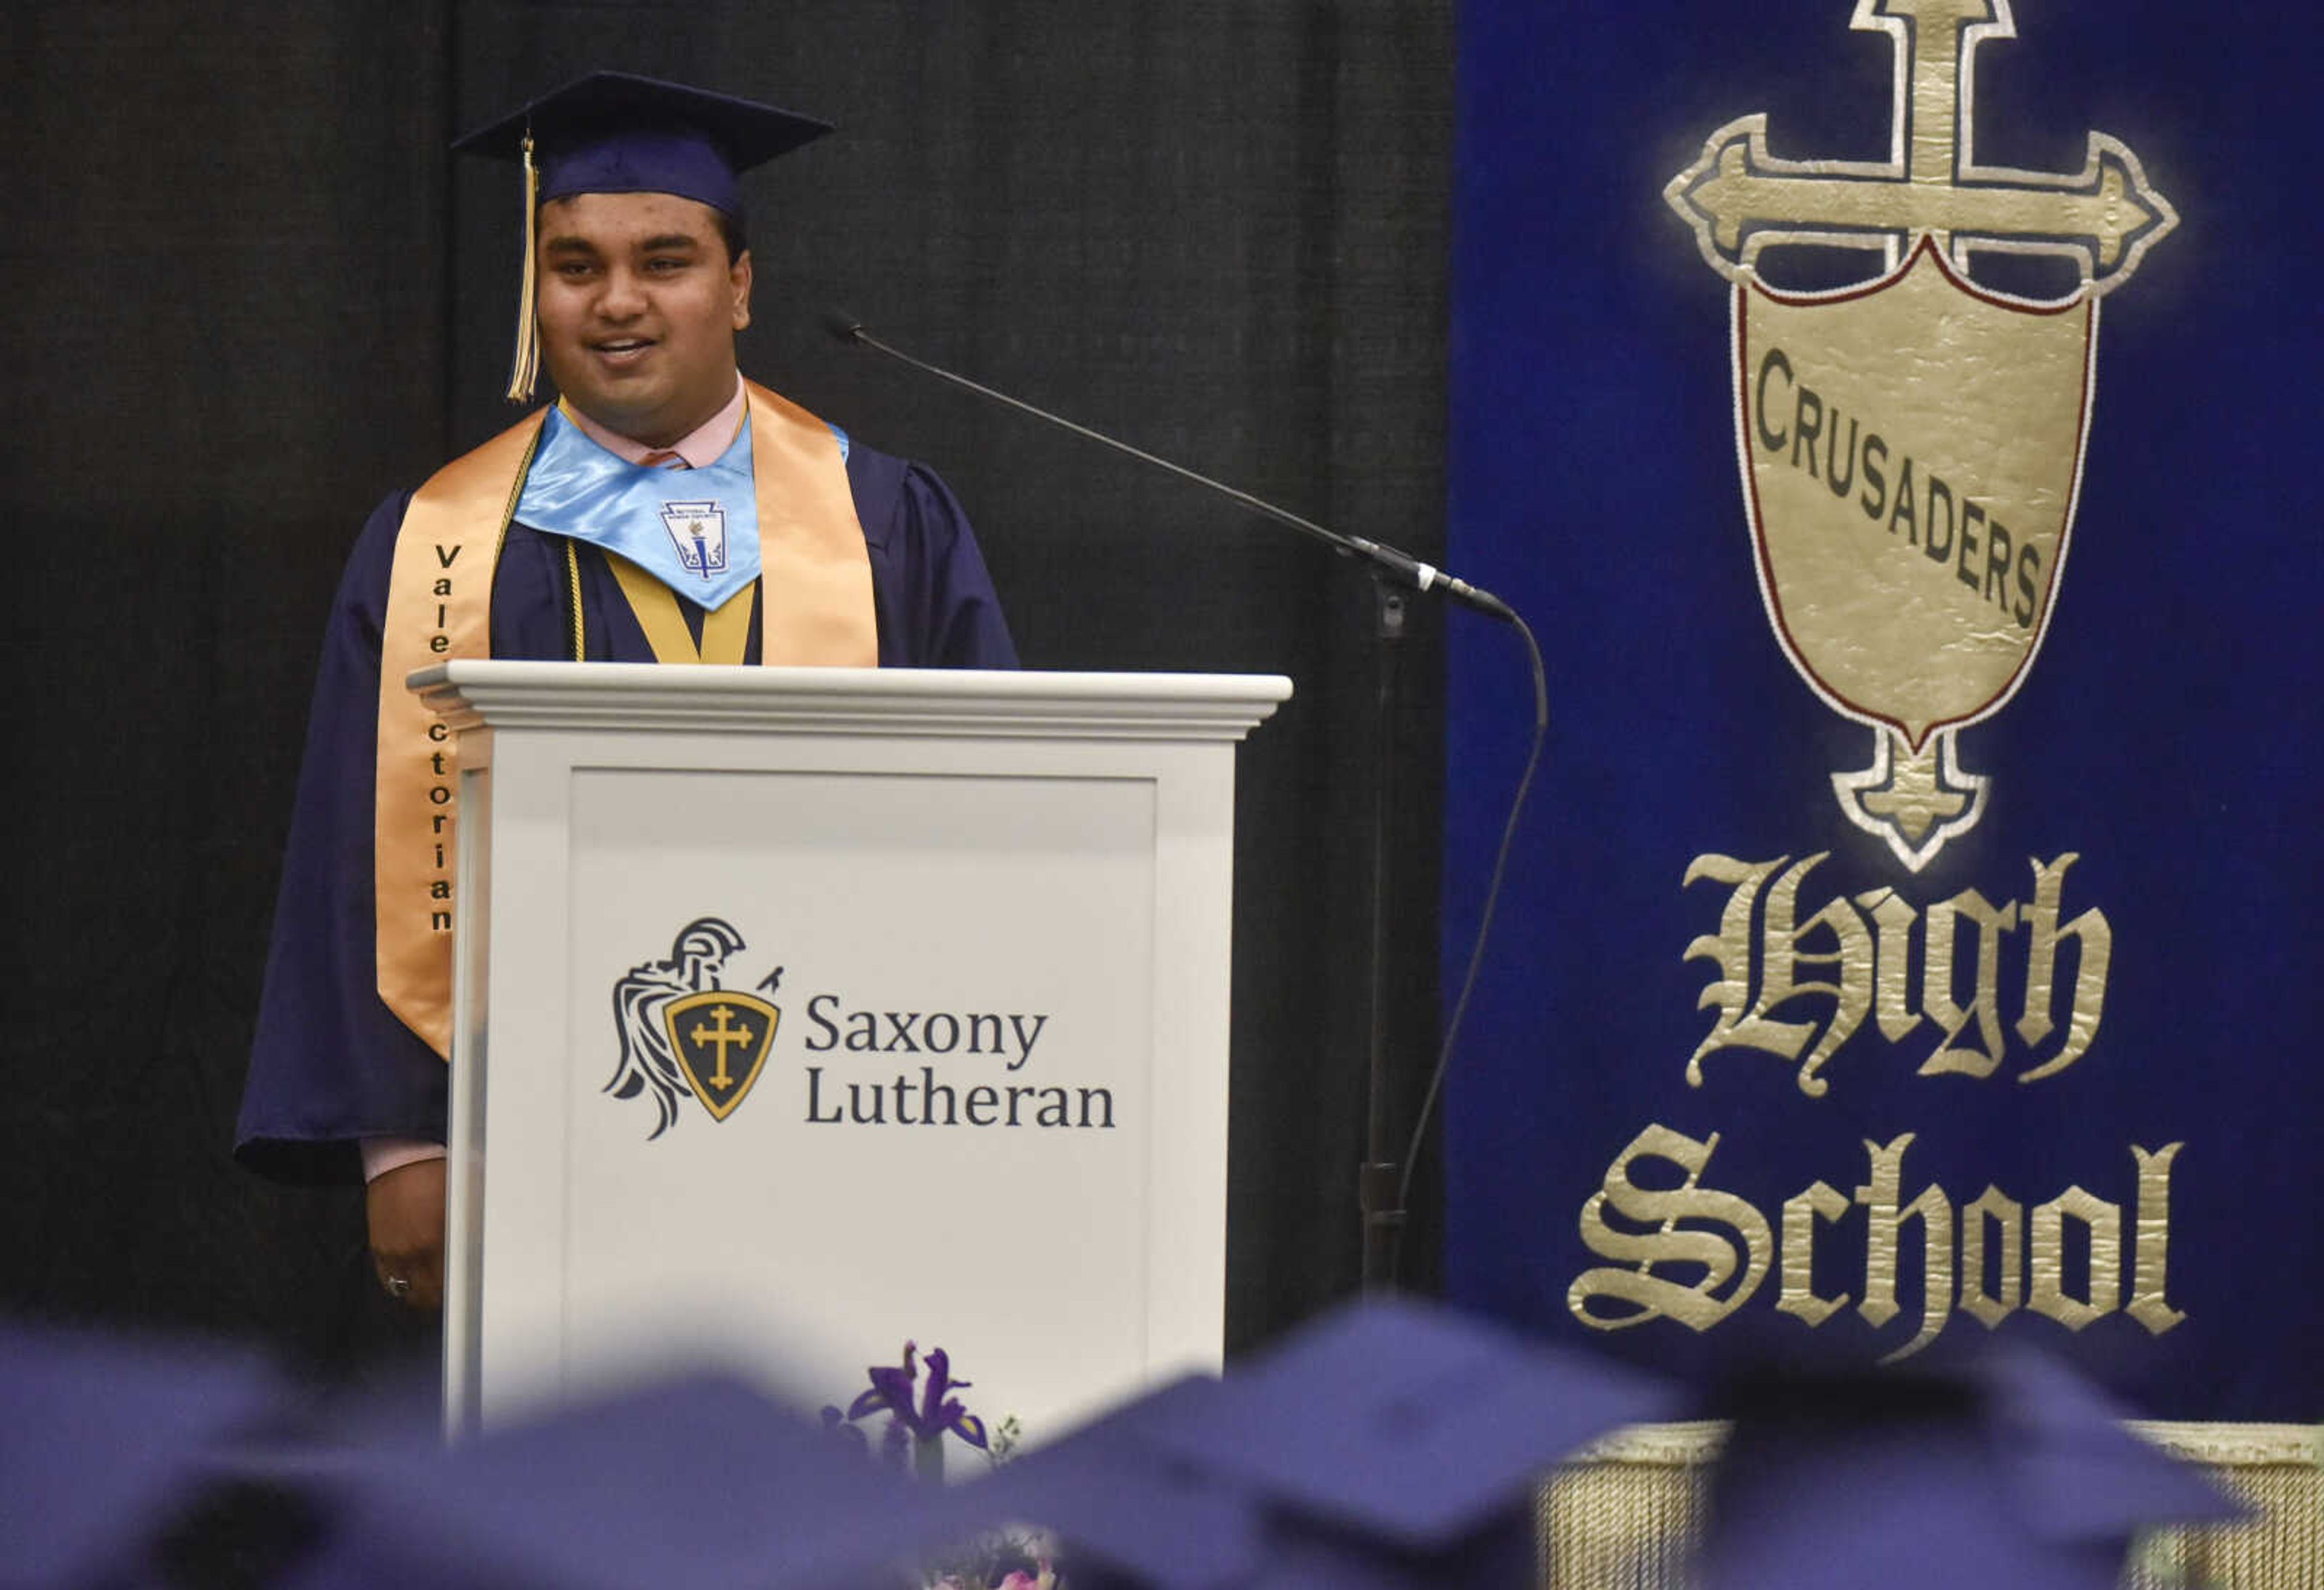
[1980,1347,2244,1543]
[451,71,830,219]
[0,1323,283,1588]
[1124,1296,1676,1553]
[1695,1352,2242,1590]
[284,1372,936,1590]
[921,1376,1270,1589]
[927,1298,1674,1588]
[451,72,832,402]
[1228,1516,1537,1590]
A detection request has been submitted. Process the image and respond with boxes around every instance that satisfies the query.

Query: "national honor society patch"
[659,500,729,580]
[1662,0,2174,871]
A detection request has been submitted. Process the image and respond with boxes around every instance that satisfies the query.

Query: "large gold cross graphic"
[1666,0,2175,290]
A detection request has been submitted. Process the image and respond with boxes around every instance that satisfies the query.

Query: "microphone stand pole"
[822,312,1514,1298]
[1359,577,1408,1291]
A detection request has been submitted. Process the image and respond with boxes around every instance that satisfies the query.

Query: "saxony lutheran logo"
[1664,0,2175,870]
[606,917,782,1137]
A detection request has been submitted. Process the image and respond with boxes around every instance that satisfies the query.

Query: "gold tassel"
[505,129,542,402]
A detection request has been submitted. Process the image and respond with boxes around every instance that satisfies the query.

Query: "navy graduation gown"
[237,440,1016,1183]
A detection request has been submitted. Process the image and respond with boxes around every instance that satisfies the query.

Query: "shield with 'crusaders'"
[1735,240,2095,866]
[662,990,780,1122]
[1665,0,2176,872]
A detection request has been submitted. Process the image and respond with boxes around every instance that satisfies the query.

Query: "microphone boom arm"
[822,311,1514,623]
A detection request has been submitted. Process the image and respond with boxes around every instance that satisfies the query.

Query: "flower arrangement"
[829,1340,989,1482]
[826,1342,1059,1590]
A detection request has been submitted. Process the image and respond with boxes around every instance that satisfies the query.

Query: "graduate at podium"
[236,73,1016,1313]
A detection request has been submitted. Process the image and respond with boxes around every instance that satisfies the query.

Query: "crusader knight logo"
[1664,0,2175,869]
[607,916,783,1137]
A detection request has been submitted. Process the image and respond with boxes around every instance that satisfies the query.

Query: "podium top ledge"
[408,661,1292,742]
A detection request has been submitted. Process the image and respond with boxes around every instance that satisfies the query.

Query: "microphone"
[821,309,1517,623]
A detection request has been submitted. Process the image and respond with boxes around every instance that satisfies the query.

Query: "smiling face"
[533,190,753,448]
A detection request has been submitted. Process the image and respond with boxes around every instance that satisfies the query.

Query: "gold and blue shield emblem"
[661,989,780,1122]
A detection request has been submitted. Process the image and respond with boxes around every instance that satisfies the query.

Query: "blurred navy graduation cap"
[0,1323,283,1589]
[929,1297,1679,1589]
[1695,1348,2244,1590]
[281,1370,965,1590]
[451,71,833,401]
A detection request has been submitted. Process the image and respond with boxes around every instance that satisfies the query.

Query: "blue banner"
[1444,2,2319,1419]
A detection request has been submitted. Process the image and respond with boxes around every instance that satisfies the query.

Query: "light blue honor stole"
[514,405,760,607]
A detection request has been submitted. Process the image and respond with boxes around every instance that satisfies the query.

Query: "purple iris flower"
[847,1341,991,1452]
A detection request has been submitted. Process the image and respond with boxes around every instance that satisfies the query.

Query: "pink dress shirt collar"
[557,373,749,468]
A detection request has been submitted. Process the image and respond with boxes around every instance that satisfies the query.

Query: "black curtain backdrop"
[1,2,1453,1389]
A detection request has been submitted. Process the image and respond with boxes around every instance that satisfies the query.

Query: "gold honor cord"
[606,551,756,664]
[563,540,585,661]
[374,408,548,1059]
[372,382,872,1060]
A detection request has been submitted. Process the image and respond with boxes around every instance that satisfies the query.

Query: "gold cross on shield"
[662,989,781,1122]
[1665,0,2176,294]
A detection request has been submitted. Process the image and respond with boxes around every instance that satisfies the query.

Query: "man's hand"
[366,1157,447,1309]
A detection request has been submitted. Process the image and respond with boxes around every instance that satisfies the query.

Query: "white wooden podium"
[409,661,1290,1439]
